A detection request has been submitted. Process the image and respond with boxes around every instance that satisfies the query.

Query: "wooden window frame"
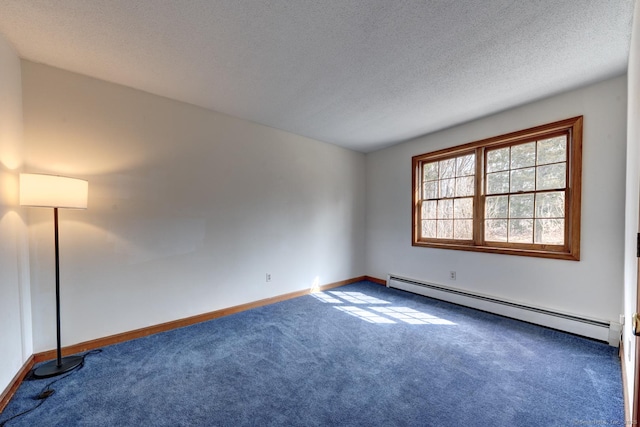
[412,116,583,261]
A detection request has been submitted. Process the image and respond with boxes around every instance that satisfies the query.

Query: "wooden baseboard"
[34,275,369,363]
[365,275,386,286]
[0,355,34,415]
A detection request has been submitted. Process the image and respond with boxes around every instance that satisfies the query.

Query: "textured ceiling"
[0,1,635,152]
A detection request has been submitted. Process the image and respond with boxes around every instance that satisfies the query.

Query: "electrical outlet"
[450,271,456,280]
[266,273,271,282]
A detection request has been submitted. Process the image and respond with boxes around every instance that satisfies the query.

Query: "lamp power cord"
[0,349,102,427]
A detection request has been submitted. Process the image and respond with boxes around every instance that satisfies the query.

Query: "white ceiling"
[0,1,635,152]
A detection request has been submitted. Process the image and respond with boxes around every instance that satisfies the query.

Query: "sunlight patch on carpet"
[371,306,456,325]
[314,290,456,325]
[329,291,390,305]
[335,306,396,323]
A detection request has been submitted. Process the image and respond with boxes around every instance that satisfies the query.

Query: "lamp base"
[33,355,83,379]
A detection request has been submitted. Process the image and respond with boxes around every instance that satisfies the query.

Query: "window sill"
[412,241,579,261]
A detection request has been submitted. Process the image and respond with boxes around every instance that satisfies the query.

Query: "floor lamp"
[20,173,88,379]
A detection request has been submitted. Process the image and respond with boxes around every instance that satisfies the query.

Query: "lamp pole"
[54,207,62,367]
[32,207,84,378]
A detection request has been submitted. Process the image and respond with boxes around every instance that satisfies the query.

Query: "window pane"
[422,220,436,238]
[439,178,455,198]
[456,154,475,176]
[509,194,534,219]
[510,167,535,192]
[535,219,564,244]
[487,147,509,173]
[511,142,536,169]
[486,171,509,194]
[454,219,473,240]
[509,219,533,243]
[421,200,437,219]
[424,162,438,181]
[439,158,456,179]
[537,163,566,190]
[535,192,565,218]
[437,220,453,238]
[537,136,566,165]
[454,198,473,219]
[485,219,508,242]
[423,181,438,199]
[485,195,508,219]
[437,199,453,219]
[455,176,475,197]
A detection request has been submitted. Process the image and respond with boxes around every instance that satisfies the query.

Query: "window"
[412,116,582,260]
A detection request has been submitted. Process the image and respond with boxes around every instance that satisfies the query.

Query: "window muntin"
[412,117,582,260]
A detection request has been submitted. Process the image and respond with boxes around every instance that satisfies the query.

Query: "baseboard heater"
[386,275,620,347]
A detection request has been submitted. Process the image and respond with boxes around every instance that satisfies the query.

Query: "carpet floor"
[1,281,624,426]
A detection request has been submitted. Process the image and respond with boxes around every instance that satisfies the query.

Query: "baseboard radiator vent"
[386,275,620,347]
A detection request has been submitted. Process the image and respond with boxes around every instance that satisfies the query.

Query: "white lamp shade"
[20,173,88,209]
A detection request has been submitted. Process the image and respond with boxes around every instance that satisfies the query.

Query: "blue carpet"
[1,281,623,426]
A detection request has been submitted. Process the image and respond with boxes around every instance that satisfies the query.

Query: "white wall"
[0,35,31,394]
[623,0,640,417]
[21,61,366,352]
[366,76,627,323]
